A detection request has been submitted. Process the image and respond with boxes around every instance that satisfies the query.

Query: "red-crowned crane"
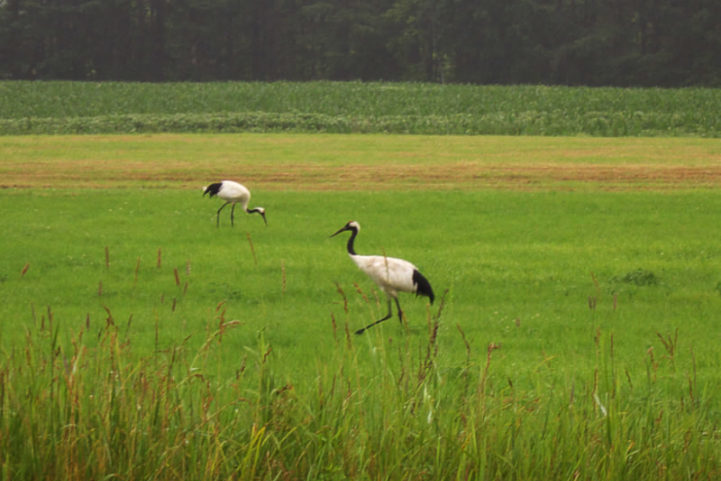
[331,220,434,334]
[203,180,267,227]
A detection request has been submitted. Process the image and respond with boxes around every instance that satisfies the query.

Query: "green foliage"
[614,269,659,286]
[2,81,721,136]
[2,0,720,85]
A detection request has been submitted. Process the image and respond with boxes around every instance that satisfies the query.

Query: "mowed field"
[5,133,721,190]
[2,132,721,480]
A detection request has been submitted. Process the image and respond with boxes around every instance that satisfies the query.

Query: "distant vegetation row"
[2,81,721,137]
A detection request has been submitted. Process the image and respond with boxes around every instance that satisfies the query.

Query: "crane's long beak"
[261,211,268,225]
[330,226,348,238]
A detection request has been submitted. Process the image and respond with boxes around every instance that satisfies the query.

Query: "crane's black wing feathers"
[412,269,435,304]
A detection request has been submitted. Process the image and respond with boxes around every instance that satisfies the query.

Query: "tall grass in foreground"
[2,295,719,480]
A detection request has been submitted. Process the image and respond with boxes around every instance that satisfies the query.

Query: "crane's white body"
[331,220,434,334]
[214,180,251,208]
[350,254,419,300]
[203,180,266,226]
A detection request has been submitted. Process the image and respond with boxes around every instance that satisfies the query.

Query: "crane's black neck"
[204,182,222,197]
[346,228,358,256]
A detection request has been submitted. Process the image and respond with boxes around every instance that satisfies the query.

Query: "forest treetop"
[1,0,720,86]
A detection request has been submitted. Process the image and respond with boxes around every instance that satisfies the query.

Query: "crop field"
[2,81,721,136]
[2,82,721,480]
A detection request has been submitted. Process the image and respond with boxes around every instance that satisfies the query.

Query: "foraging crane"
[331,221,434,334]
[203,180,267,227]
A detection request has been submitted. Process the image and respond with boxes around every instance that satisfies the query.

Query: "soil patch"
[4,161,721,191]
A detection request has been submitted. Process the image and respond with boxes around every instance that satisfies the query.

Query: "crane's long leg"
[230,203,236,226]
[354,300,393,335]
[216,201,231,227]
[394,298,404,325]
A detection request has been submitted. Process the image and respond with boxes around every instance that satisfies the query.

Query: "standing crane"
[331,220,434,334]
[203,180,267,227]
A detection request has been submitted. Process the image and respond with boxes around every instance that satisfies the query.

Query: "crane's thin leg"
[394,298,405,325]
[216,201,231,227]
[230,203,236,226]
[355,300,393,335]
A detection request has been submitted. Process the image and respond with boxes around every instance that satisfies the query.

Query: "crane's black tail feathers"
[203,182,222,197]
[412,269,435,304]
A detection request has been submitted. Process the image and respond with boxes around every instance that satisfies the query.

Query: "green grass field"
[2,130,721,479]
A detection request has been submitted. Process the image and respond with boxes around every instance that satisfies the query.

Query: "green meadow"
[2,130,721,480]
[2,80,721,479]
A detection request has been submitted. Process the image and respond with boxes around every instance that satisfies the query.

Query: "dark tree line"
[2,0,720,86]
